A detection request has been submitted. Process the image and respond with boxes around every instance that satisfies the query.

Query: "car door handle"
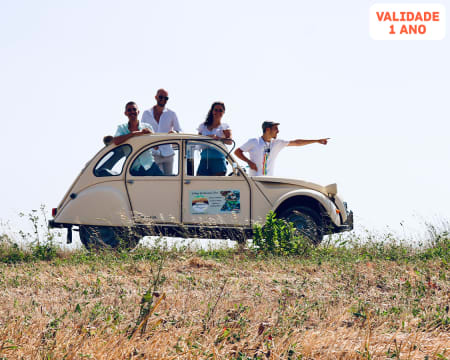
[127,180,134,184]
[184,180,191,184]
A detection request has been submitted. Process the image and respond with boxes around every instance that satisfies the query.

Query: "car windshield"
[94,145,132,177]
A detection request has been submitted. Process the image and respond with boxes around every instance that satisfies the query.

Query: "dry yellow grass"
[0,254,448,359]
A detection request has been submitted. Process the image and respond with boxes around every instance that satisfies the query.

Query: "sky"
[1,0,449,242]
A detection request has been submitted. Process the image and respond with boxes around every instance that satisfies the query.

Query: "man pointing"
[234,121,329,176]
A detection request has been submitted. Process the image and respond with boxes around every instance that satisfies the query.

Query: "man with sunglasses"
[141,89,182,175]
[234,121,329,176]
[112,102,163,176]
[113,101,153,145]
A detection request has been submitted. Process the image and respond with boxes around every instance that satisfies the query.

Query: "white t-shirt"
[239,137,289,176]
[141,107,181,156]
[197,123,230,137]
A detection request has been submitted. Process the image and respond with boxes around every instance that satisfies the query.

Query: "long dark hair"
[204,101,225,127]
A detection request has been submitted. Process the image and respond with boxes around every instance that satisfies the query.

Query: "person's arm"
[200,130,233,144]
[113,128,152,145]
[288,138,330,146]
[170,112,182,133]
[234,148,257,171]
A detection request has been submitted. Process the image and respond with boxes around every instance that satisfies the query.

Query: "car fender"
[272,189,341,226]
[54,182,133,226]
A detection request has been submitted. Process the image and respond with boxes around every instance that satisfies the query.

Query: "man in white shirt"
[234,121,329,176]
[141,89,182,175]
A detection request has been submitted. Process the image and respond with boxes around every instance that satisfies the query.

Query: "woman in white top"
[197,102,232,176]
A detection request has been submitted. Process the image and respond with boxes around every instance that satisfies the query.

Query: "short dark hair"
[262,121,280,134]
[125,101,137,110]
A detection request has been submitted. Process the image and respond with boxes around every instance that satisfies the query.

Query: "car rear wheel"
[279,206,323,245]
[79,225,140,250]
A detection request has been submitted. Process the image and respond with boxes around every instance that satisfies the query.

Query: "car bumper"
[49,220,74,244]
[335,210,354,233]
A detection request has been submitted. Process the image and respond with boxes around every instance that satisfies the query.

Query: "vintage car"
[49,134,353,248]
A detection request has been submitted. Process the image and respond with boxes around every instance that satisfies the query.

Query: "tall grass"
[0,211,448,359]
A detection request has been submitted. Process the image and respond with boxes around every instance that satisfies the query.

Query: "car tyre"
[227,228,247,244]
[79,225,140,250]
[279,206,323,245]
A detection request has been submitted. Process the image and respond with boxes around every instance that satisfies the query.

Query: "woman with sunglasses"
[197,102,232,176]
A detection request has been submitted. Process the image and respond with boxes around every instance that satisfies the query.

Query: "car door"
[182,140,251,226]
[125,141,182,224]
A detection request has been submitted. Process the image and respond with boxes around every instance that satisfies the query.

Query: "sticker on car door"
[190,190,240,214]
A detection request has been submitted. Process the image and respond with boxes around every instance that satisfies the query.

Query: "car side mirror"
[103,135,113,146]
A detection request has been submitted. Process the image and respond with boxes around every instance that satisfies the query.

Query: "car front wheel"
[279,206,323,245]
[79,225,140,250]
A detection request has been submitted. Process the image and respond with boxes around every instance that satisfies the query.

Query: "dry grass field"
[0,234,448,360]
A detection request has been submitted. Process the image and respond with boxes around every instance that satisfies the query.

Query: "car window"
[94,145,132,177]
[186,141,233,176]
[130,143,179,176]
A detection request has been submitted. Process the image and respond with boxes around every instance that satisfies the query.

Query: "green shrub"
[420,230,449,262]
[252,211,312,256]
[0,238,29,263]
[0,238,59,263]
[30,241,58,261]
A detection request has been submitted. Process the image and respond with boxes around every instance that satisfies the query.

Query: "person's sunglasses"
[214,108,224,113]
[126,108,138,113]
[158,95,169,101]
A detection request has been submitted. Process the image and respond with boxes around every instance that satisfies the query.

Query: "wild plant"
[18,205,56,243]
[18,205,59,260]
[252,211,312,256]
[129,238,168,337]
[203,278,228,332]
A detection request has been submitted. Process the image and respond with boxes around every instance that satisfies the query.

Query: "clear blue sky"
[1,0,449,240]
